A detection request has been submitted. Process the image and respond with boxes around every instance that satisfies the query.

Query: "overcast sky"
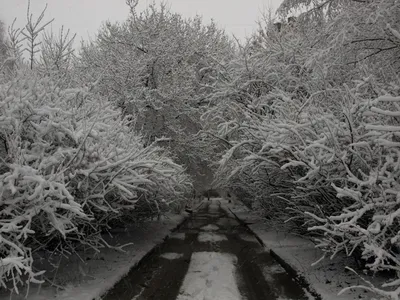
[0,0,283,44]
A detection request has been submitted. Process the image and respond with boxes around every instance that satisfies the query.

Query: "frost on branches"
[0,72,191,293]
[204,0,400,297]
[306,92,400,300]
[78,4,234,191]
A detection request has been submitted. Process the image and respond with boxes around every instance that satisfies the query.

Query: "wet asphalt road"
[102,199,311,300]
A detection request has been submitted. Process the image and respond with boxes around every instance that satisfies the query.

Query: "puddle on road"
[102,201,311,300]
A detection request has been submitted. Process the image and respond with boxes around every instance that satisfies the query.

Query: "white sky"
[0,0,283,44]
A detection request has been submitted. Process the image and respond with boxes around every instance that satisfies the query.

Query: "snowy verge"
[0,213,188,300]
[219,199,385,300]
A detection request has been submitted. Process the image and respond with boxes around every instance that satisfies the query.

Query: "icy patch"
[169,232,186,240]
[198,232,227,243]
[161,252,184,260]
[177,252,242,300]
[201,224,219,231]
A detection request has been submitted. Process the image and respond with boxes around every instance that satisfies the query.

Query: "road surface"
[102,199,312,300]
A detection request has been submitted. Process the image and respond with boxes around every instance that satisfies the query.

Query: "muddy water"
[102,200,311,300]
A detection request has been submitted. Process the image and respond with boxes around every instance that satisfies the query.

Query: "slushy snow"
[198,232,227,243]
[161,253,184,260]
[201,224,220,231]
[177,252,242,300]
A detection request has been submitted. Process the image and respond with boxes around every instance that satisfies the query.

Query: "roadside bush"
[206,0,400,296]
[0,71,191,293]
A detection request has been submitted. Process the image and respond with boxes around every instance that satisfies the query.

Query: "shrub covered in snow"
[0,71,191,293]
[204,0,400,297]
[77,4,235,192]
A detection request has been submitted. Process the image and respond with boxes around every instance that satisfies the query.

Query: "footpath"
[222,198,384,300]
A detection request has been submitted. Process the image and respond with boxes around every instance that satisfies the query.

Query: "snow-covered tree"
[78,4,235,192]
[39,26,76,77]
[0,20,7,62]
[0,68,192,293]
[204,0,400,297]
[0,5,192,293]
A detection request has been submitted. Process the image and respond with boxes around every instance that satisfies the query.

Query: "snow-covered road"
[177,252,241,300]
[102,199,312,300]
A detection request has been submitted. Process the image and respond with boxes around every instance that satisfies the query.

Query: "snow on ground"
[238,233,259,243]
[161,252,184,260]
[169,232,186,240]
[0,214,185,300]
[198,232,228,243]
[220,198,385,300]
[201,224,220,231]
[177,252,242,300]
